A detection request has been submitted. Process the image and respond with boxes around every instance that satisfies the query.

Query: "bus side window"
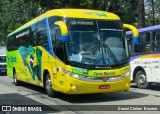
[136,33,150,53]
[51,30,56,52]
[14,33,20,50]
[145,33,150,53]
[7,35,15,51]
[156,31,160,51]
[37,19,49,50]
[153,31,160,52]
[48,16,62,53]
[127,35,132,55]
[55,28,65,62]
[135,44,145,53]
[31,24,38,46]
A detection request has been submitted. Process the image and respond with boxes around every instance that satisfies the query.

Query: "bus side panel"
[130,57,152,82]
[17,46,38,84]
[6,50,15,78]
[54,59,66,93]
[38,46,55,87]
[6,50,23,79]
[145,68,152,82]
[7,45,57,88]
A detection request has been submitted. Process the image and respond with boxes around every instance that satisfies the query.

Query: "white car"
[0,55,6,75]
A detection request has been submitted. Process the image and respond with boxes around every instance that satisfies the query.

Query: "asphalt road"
[0,75,160,114]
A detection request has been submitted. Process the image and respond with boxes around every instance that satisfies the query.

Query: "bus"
[6,9,136,97]
[126,25,160,89]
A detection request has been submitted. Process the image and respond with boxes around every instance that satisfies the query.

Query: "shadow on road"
[0,93,44,105]
[15,81,150,104]
[58,90,149,104]
[131,83,160,91]
[1,76,150,104]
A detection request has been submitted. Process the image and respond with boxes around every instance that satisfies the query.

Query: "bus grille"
[0,65,6,68]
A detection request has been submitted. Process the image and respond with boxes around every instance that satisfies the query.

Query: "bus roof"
[8,9,120,37]
[126,24,160,35]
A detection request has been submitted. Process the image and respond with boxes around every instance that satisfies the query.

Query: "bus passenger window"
[37,20,49,50]
[7,36,15,51]
[136,33,150,53]
[135,43,145,53]
[55,29,65,62]
[126,35,132,54]
[152,31,160,52]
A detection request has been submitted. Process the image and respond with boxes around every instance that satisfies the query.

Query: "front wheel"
[45,74,58,97]
[135,70,150,89]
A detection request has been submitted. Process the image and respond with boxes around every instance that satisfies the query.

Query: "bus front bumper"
[65,76,130,94]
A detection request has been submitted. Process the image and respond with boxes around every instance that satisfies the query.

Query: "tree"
[138,0,145,28]
[1,0,158,45]
[102,0,137,25]
[145,0,160,26]
[0,0,45,45]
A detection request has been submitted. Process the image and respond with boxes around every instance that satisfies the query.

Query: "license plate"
[99,85,110,89]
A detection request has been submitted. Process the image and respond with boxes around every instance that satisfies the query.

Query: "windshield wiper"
[87,41,101,66]
[92,41,101,55]
[103,43,120,66]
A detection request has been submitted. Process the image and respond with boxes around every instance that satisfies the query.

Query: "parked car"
[0,46,6,75]
[0,55,6,75]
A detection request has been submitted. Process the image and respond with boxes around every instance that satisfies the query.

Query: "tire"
[13,69,20,86]
[135,70,150,89]
[45,74,58,97]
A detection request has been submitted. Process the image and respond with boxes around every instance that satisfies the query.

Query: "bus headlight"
[122,72,130,77]
[73,74,81,79]
[65,70,82,80]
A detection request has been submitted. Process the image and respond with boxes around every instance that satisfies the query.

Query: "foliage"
[0,0,46,46]
[0,0,159,45]
[145,0,160,26]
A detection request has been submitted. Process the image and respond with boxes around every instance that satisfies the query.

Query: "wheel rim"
[138,73,147,85]
[46,76,52,93]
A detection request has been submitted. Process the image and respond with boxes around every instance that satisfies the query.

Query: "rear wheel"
[135,70,150,89]
[45,74,58,97]
[13,69,20,86]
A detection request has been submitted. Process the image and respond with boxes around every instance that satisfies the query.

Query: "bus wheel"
[13,70,20,86]
[45,74,58,97]
[135,70,150,89]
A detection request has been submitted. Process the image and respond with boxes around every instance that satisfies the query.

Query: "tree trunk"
[138,0,145,28]
[151,0,155,25]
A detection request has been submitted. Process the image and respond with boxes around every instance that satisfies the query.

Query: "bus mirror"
[54,21,68,42]
[123,24,139,43]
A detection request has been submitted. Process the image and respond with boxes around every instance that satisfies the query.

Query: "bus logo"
[103,77,108,82]
[81,12,107,17]
[2,106,11,111]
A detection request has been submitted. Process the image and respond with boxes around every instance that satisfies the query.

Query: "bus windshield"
[66,19,129,67]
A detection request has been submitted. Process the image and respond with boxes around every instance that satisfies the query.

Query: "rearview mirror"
[54,21,68,42]
[123,24,139,43]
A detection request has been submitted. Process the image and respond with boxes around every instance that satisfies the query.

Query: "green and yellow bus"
[6,9,136,97]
